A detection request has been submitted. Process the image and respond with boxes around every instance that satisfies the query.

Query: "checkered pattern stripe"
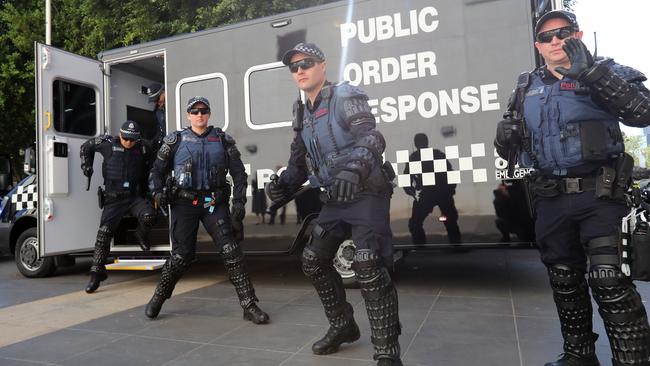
[11,184,37,210]
[394,143,488,188]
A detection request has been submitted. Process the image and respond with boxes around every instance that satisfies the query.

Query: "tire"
[15,227,56,278]
[333,240,358,288]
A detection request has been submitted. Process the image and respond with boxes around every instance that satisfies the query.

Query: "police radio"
[292,91,304,131]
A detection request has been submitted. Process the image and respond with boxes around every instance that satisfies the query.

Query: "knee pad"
[301,247,325,277]
[139,212,155,227]
[352,249,392,298]
[222,241,243,262]
[96,225,113,245]
[169,253,191,270]
[548,264,587,293]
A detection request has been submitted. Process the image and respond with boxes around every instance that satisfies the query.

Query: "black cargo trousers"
[535,190,650,364]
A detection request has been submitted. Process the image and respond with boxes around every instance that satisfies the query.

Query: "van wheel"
[333,240,358,288]
[15,228,55,278]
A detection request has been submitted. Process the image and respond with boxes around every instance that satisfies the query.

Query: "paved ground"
[0,248,648,366]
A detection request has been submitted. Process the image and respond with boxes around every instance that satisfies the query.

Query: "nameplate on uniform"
[560,81,579,91]
[314,108,329,118]
[207,136,221,142]
[112,146,124,152]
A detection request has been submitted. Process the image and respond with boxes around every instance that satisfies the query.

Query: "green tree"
[624,134,645,167]
[0,0,336,179]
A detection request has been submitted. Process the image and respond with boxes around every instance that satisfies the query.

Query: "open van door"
[36,43,104,256]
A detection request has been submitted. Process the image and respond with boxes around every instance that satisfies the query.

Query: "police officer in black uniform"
[495,11,650,366]
[146,83,166,141]
[267,43,402,366]
[403,133,461,244]
[80,121,155,293]
[145,96,269,324]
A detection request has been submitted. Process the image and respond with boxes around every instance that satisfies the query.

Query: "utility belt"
[527,153,634,200]
[97,186,138,209]
[175,186,230,207]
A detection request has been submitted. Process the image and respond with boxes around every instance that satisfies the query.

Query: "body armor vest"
[300,84,357,187]
[103,138,146,193]
[173,127,228,191]
[521,71,623,174]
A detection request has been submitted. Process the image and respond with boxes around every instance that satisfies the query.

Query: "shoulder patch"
[163,132,180,145]
[343,96,372,120]
[94,134,111,145]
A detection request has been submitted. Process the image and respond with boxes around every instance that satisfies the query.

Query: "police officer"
[267,43,402,366]
[146,83,166,141]
[80,121,155,293]
[403,133,461,244]
[145,96,269,324]
[495,11,650,366]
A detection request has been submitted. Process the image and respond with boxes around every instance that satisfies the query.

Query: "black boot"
[85,271,108,293]
[85,226,112,294]
[544,354,600,366]
[145,254,189,319]
[221,240,269,324]
[243,303,269,324]
[135,212,154,251]
[377,358,404,366]
[312,312,361,355]
[546,265,600,366]
[589,263,650,365]
[353,250,402,364]
[302,247,360,355]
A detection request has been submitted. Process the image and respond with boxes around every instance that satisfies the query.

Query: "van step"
[106,258,166,271]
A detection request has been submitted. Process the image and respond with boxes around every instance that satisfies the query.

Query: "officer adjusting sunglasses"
[289,58,319,73]
[189,108,211,115]
[536,26,576,43]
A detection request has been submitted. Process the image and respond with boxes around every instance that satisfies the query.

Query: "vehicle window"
[52,80,97,136]
[248,66,296,126]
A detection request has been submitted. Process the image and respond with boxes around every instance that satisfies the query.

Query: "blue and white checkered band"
[295,44,324,60]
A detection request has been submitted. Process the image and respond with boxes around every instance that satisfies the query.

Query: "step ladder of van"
[106,258,166,271]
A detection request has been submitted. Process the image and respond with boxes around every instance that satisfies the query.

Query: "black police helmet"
[146,83,164,103]
[120,120,141,140]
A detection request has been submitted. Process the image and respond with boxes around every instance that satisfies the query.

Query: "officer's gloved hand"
[265,180,286,203]
[495,119,517,147]
[555,38,594,80]
[330,170,360,203]
[153,191,168,208]
[230,201,245,222]
[404,186,416,198]
[82,166,93,178]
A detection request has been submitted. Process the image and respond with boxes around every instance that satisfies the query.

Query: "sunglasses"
[536,26,576,43]
[121,137,136,142]
[289,58,318,73]
[189,108,211,115]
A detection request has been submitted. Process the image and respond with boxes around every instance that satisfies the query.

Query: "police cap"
[282,42,325,65]
[535,10,579,35]
[146,83,164,103]
[186,96,211,112]
[120,120,141,140]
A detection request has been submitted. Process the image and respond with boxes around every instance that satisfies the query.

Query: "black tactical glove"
[230,201,245,222]
[403,186,416,198]
[555,38,594,80]
[153,191,168,208]
[330,170,360,203]
[495,119,517,147]
[265,179,287,203]
[82,166,93,178]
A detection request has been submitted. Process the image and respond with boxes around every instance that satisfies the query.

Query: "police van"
[18,0,558,279]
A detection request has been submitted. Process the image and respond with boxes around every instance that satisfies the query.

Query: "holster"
[97,186,105,209]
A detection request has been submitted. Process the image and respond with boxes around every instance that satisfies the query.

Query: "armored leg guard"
[589,263,650,365]
[353,249,402,364]
[86,226,112,294]
[221,241,268,324]
[302,247,360,355]
[145,254,190,319]
[135,212,155,251]
[545,264,600,366]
